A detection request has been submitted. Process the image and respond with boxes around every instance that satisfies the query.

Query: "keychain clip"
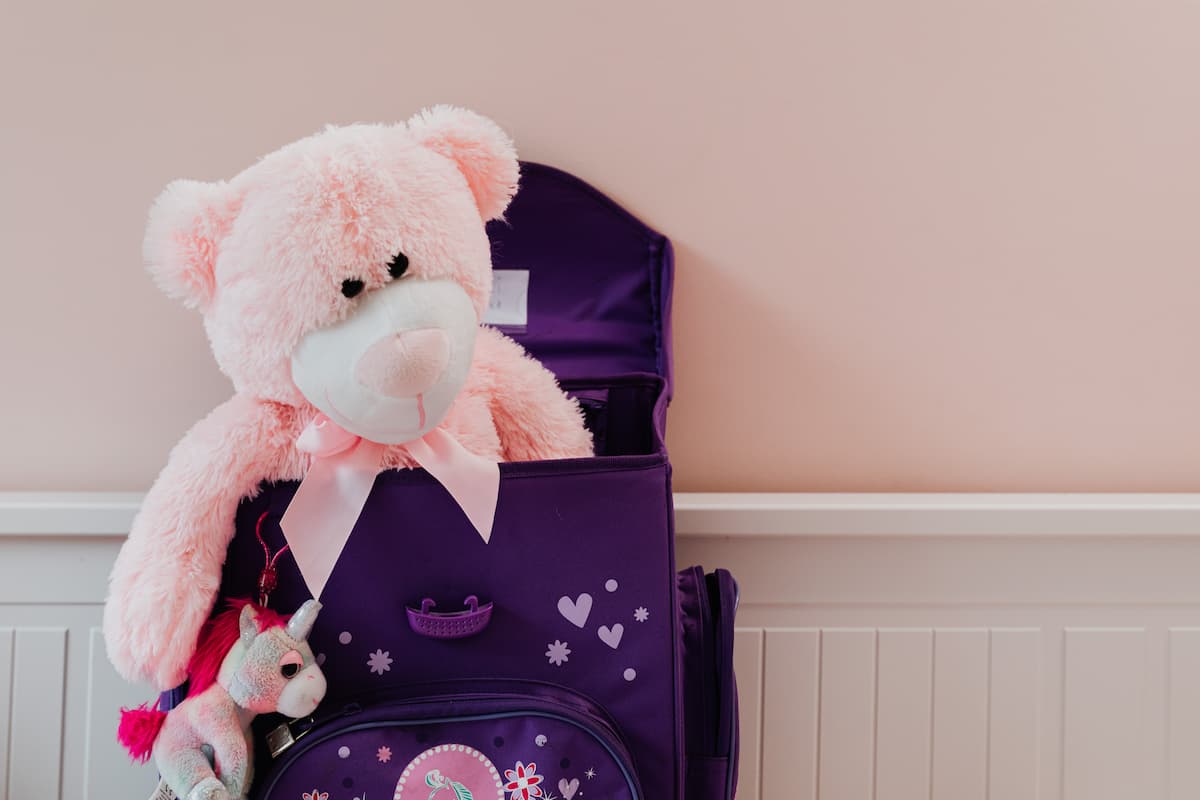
[266,715,315,758]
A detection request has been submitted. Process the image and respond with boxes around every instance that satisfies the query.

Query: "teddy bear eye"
[387,252,409,279]
[341,278,365,298]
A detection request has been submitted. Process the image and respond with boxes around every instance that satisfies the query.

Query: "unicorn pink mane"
[186,599,290,696]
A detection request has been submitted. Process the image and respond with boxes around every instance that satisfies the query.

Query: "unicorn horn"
[287,599,322,641]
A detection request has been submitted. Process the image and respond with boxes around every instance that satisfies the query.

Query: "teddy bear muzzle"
[354,327,451,398]
[290,277,478,444]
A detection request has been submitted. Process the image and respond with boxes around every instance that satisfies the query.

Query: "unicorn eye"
[279,650,303,679]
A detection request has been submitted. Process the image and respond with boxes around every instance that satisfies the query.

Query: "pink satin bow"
[280,413,499,599]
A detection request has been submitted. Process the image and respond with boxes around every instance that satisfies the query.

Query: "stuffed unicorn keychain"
[118,599,326,800]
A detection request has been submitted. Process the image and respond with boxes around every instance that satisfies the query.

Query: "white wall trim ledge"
[5,491,1200,537]
[674,492,1200,536]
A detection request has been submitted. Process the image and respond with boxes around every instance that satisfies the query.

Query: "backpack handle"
[406,595,493,639]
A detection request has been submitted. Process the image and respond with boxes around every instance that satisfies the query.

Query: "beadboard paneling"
[6,493,1200,799]
[761,629,820,799]
[875,629,933,800]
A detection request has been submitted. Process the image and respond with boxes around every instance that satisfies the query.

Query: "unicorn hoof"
[187,777,231,800]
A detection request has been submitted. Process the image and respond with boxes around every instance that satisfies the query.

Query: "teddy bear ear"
[407,106,519,221]
[143,179,238,311]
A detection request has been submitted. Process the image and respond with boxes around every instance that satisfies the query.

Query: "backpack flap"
[485,162,674,399]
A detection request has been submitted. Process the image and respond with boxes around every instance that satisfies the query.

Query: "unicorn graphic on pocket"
[427,768,474,800]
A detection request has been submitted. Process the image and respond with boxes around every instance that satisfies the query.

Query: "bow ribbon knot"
[280,413,499,598]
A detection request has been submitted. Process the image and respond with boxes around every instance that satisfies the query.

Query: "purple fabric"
[182,165,740,799]
[486,162,674,400]
[225,429,678,798]
[677,568,740,799]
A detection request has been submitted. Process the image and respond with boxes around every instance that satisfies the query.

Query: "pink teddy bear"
[105,107,593,690]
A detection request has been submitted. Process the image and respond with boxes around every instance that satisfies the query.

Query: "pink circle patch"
[393,744,504,800]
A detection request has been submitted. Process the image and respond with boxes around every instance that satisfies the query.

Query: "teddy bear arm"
[104,395,292,689]
[475,328,594,462]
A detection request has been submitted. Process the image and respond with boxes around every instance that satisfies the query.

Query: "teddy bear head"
[144,107,518,442]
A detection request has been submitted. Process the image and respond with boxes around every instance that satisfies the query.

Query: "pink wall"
[3,2,1200,492]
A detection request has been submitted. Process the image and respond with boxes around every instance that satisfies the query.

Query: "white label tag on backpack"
[484,269,529,329]
[147,778,177,800]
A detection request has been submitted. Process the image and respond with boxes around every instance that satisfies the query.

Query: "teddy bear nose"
[354,328,450,398]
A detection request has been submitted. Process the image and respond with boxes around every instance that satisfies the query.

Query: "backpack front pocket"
[256,681,643,800]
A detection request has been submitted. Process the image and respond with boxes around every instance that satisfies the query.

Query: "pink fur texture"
[105,107,593,689]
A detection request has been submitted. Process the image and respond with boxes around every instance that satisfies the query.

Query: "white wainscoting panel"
[9,627,67,799]
[5,492,1200,799]
[83,626,163,799]
[875,629,932,800]
[1062,628,1149,800]
[733,629,764,800]
[676,493,1200,800]
[817,629,876,799]
[988,628,1041,800]
[0,524,160,799]
[930,629,989,800]
[761,629,819,799]
[0,629,11,794]
[1169,629,1200,800]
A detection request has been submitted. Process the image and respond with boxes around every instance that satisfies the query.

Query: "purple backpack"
[168,163,739,800]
